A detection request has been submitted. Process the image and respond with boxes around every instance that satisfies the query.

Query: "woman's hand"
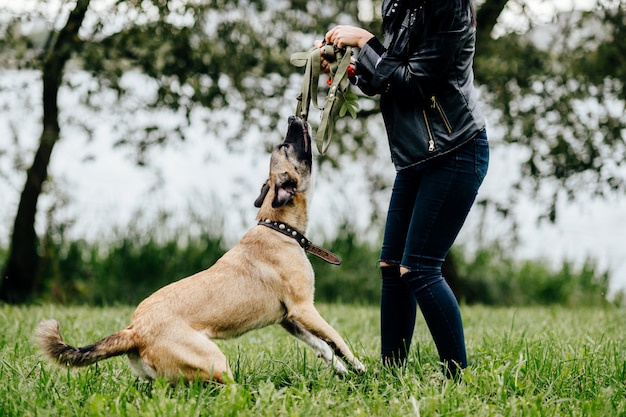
[313,39,332,74]
[314,26,373,74]
[325,25,374,49]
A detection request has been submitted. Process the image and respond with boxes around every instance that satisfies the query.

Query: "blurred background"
[0,0,624,306]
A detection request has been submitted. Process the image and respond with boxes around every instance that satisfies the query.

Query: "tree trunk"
[475,0,510,43]
[0,0,90,303]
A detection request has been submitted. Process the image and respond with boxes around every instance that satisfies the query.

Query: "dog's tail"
[35,319,137,367]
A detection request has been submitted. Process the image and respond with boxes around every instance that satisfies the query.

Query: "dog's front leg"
[285,307,366,373]
[281,319,348,374]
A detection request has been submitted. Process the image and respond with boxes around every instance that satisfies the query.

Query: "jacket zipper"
[422,109,436,152]
[431,96,453,134]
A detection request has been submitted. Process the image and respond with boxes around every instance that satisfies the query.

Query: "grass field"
[1,303,625,416]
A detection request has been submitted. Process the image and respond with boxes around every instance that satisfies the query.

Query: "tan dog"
[36,116,365,384]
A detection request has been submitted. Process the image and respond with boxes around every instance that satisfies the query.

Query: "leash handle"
[290,47,321,121]
[317,45,352,154]
[290,43,353,155]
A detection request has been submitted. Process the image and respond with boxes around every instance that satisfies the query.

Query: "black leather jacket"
[353,0,486,169]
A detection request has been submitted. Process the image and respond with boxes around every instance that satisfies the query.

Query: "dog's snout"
[285,117,305,141]
[281,116,311,161]
[287,116,303,131]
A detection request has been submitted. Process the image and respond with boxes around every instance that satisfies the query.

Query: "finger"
[325,27,338,44]
[324,31,332,44]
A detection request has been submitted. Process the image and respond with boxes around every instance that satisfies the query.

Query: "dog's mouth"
[283,116,311,158]
[301,122,310,154]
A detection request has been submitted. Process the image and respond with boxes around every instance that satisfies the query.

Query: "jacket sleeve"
[370,3,472,100]
[351,37,386,96]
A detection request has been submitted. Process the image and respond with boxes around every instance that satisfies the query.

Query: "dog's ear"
[272,172,296,208]
[254,181,270,208]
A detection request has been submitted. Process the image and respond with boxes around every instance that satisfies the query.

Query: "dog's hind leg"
[281,319,349,374]
[144,330,233,384]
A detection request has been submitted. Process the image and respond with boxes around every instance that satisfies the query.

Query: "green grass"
[1,304,625,416]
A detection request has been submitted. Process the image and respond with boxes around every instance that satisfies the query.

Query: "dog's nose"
[288,115,296,124]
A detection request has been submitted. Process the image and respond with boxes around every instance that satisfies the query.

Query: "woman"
[318,0,488,378]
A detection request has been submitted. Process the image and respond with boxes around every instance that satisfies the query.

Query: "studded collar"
[257,219,342,265]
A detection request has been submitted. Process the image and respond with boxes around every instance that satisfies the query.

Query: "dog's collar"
[257,219,342,265]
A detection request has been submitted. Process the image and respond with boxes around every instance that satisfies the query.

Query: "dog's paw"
[332,357,348,375]
[352,358,366,373]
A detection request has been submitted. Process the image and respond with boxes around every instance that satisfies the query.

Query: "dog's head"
[254,116,312,227]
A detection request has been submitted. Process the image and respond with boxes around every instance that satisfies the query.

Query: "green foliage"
[339,92,359,119]
[1,304,625,416]
[0,245,6,273]
[313,227,619,307]
[73,0,366,158]
[36,211,227,305]
[1,0,625,305]
[474,1,626,220]
[311,227,380,305]
[452,243,616,307]
[20,213,619,306]
[0,0,375,166]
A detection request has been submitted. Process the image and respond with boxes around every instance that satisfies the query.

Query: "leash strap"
[290,44,353,155]
[258,220,342,265]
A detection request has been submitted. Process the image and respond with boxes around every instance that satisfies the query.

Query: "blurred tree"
[0,0,624,301]
[474,0,626,222]
[0,0,90,302]
[0,0,368,302]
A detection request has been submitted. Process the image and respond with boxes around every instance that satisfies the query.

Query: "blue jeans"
[379,131,489,377]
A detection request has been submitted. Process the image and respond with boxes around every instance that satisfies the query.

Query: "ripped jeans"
[379,131,489,377]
